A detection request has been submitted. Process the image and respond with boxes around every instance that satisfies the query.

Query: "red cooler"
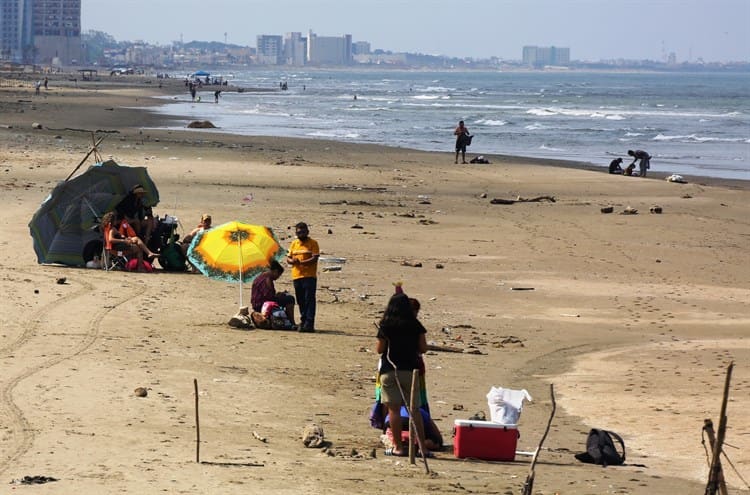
[453,420,518,461]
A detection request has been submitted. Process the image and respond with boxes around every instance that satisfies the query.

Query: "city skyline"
[81,0,750,62]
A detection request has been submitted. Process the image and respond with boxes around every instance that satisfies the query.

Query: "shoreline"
[2,75,749,493]
[3,73,747,188]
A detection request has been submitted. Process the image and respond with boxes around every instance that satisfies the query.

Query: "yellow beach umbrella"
[187,221,286,308]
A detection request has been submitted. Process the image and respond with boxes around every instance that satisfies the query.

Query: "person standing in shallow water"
[454,120,471,164]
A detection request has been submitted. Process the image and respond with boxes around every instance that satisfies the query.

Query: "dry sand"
[1,75,749,494]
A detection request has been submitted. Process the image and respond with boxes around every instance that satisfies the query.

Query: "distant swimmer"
[353,94,357,100]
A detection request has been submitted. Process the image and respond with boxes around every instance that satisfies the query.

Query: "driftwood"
[426,343,465,353]
[490,195,556,205]
[705,362,733,495]
[522,384,556,495]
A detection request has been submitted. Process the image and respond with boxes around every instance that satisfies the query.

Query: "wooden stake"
[194,378,200,463]
[409,369,418,464]
[64,136,106,181]
[522,384,557,495]
[705,362,733,495]
[703,420,729,495]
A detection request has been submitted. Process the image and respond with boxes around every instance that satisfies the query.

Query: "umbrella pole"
[238,234,243,309]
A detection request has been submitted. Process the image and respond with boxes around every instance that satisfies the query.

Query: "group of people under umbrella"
[28,159,318,330]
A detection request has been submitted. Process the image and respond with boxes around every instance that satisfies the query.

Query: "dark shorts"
[274,292,295,307]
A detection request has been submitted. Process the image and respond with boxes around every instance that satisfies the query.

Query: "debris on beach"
[55,277,67,284]
[400,260,422,268]
[186,120,216,129]
[650,205,663,214]
[621,206,638,215]
[600,206,614,214]
[134,387,148,397]
[490,195,556,205]
[302,424,325,448]
[11,475,58,485]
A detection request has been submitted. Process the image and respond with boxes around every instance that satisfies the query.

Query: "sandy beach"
[1,74,749,494]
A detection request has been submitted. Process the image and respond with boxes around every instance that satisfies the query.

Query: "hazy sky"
[82,0,750,62]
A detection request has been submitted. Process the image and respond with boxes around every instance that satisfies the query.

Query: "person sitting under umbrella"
[250,260,297,329]
[116,185,155,245]
[102,211,157,272]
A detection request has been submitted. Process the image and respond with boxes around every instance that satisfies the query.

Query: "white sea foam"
[652,133,747,143]
[525,123,549,130]
[527,108,557,116]
[625,132,644,137]
[475,119,508,126]
[422,86,453,92]
[539,144,565,151]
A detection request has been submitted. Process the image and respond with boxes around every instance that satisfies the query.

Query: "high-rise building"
[522,45,570,67]
[0,0,32,62]
[31,0,81,64]
[352,41,370,56]
[257,34,283,65]
[283,32,306,66]
[307,30,352,66]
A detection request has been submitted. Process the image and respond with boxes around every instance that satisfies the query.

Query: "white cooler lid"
[454,419,517,429]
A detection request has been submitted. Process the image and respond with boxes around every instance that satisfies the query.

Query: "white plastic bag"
[486,387,532,425]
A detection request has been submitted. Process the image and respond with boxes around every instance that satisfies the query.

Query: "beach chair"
[102,242,129,271]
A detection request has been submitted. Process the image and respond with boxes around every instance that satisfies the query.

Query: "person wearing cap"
[286,222,319,332]
[116,185,153,244]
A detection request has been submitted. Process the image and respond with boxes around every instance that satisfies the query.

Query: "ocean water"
[152,70,750,181]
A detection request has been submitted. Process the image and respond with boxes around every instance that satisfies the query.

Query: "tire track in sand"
[0,272,143,475]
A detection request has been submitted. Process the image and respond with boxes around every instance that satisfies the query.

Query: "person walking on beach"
[214,90,221,103]
[286,222,319,332]
[454,120,471,164]
[376,292,428,456]
[628,149,652,177]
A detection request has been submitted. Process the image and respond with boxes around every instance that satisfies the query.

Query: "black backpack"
[575,429,626,467]
[159,238,187,272]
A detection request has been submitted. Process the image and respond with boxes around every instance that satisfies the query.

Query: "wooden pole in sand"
[194,378,200,463]
[64,136,105,181]
[703,420,728,495]
[522,384,556,495]
[408,369,418,464]
[705,362,733,495]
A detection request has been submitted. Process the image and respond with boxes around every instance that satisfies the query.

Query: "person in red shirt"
[250,260,296,328]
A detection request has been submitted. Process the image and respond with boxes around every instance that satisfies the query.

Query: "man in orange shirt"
[286,222,320,332]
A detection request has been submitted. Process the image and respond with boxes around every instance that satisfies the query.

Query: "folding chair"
[102,243,129,271]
